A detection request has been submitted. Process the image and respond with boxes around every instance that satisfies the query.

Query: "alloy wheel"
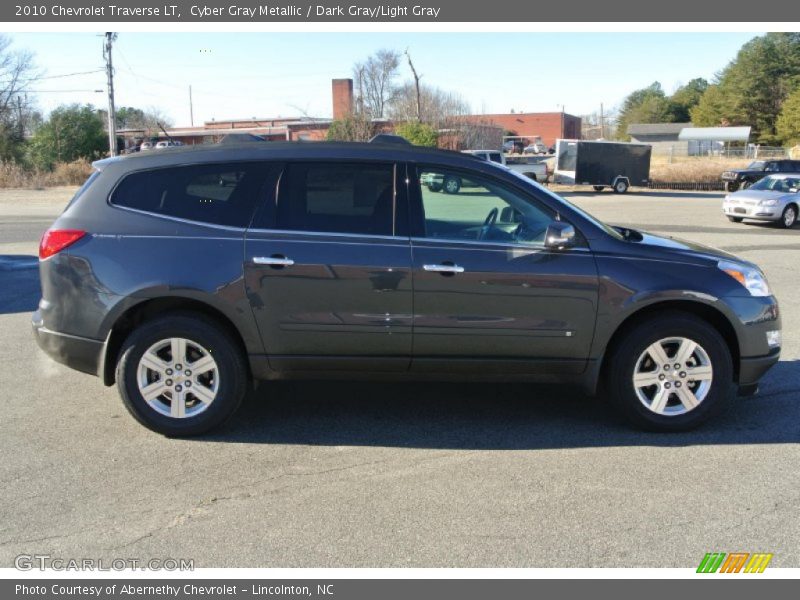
[136,337,219,418]
[632,337,713,416]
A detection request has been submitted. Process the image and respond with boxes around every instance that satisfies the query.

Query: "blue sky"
[11,32,760,125]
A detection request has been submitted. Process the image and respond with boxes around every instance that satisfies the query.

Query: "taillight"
[39,229,86,260]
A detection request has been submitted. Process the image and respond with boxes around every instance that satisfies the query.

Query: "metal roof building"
[678,127,751,142]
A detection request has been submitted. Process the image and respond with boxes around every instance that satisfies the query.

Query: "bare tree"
[352,49,401,118]
[389,82,471,128]
[0,34,39,158]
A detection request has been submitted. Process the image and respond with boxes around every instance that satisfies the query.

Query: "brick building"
[120,78,580,150]
[461,112,582,148]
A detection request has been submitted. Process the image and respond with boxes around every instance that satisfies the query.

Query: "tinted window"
[111,162,270,227]
[276,162,395,235]
[416,166,555,245]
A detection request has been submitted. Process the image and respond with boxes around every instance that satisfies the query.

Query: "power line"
[0,69,105,86]
[27,89,103,93]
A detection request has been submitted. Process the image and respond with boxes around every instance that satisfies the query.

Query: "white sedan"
[723,173,800,228]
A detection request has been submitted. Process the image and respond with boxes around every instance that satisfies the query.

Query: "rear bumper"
[739,348,781,386]
[32,310,105,378]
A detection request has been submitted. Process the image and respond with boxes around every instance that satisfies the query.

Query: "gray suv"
[33,140,781,435]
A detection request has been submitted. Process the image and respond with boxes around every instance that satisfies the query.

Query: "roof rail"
[369,134,411,145]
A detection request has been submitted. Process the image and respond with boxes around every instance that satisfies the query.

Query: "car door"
[244,160,413,372]
[408,164,599,374]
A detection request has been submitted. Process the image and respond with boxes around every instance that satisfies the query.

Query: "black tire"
[779,204,797,229]
[727,216,744,223]
[428,182,442,193]
[593,186,605,192]
[115,313,248,436]
[724,181,739,193]
[606,312,733,432]
[612,179,629,194]
[443,175,461,194]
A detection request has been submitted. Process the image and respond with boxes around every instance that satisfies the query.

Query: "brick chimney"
[332,78,354,120]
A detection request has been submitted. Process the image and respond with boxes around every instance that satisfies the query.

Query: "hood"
[727,189,798,203]
[612,226,747,266]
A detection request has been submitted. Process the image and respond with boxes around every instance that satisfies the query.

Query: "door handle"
[423,263,465,274]
[253,255,295,267]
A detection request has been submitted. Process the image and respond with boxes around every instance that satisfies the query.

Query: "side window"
[110,162,271,227]
[416,166,555,245]
[276,162,395,236]
[765,162,778,172]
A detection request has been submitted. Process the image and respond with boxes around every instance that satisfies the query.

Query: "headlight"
[718,260,771,296]
[759,199,778,206]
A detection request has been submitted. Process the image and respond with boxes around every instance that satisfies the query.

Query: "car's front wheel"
[116,313,247,436]
[780,204,797,229]
[727,215,743,223]
[606,312,733,431]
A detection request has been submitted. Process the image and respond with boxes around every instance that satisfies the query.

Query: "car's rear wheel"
[780,204,797,229]
[727,216,744,223]
[612,178,629,194]
[606,312,733,431]
[116,313,247,436]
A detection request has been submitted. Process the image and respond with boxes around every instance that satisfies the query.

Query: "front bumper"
[723,202,779,221]
[739,349,781,386]
[32,309,105,378]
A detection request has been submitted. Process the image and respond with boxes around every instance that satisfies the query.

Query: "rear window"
[275,162,395,236]
[110,162,271,227]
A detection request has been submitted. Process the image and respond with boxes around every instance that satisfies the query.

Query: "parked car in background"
[504,156,550,183]
[523,140,548,155]
[502,140,525,154]
[723,174,800,228]
[33,138,780,435]
[721,159,800,192]
[155,140,184,149]
[139,141,154,151]
[463,149,506,165]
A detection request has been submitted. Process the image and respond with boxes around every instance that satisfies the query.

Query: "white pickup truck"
[462,149,550,183]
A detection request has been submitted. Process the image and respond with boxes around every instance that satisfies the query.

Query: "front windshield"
[747,161,766,170]
[495,163,625,240]
[750,176,800,192]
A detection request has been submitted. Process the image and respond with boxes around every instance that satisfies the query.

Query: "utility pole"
[189,85,194,126]
[103,32,118,156]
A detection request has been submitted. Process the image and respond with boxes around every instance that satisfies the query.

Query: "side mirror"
[544,221,576,249]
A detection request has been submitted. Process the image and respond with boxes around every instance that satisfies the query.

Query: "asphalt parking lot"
[0,187,798,568]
